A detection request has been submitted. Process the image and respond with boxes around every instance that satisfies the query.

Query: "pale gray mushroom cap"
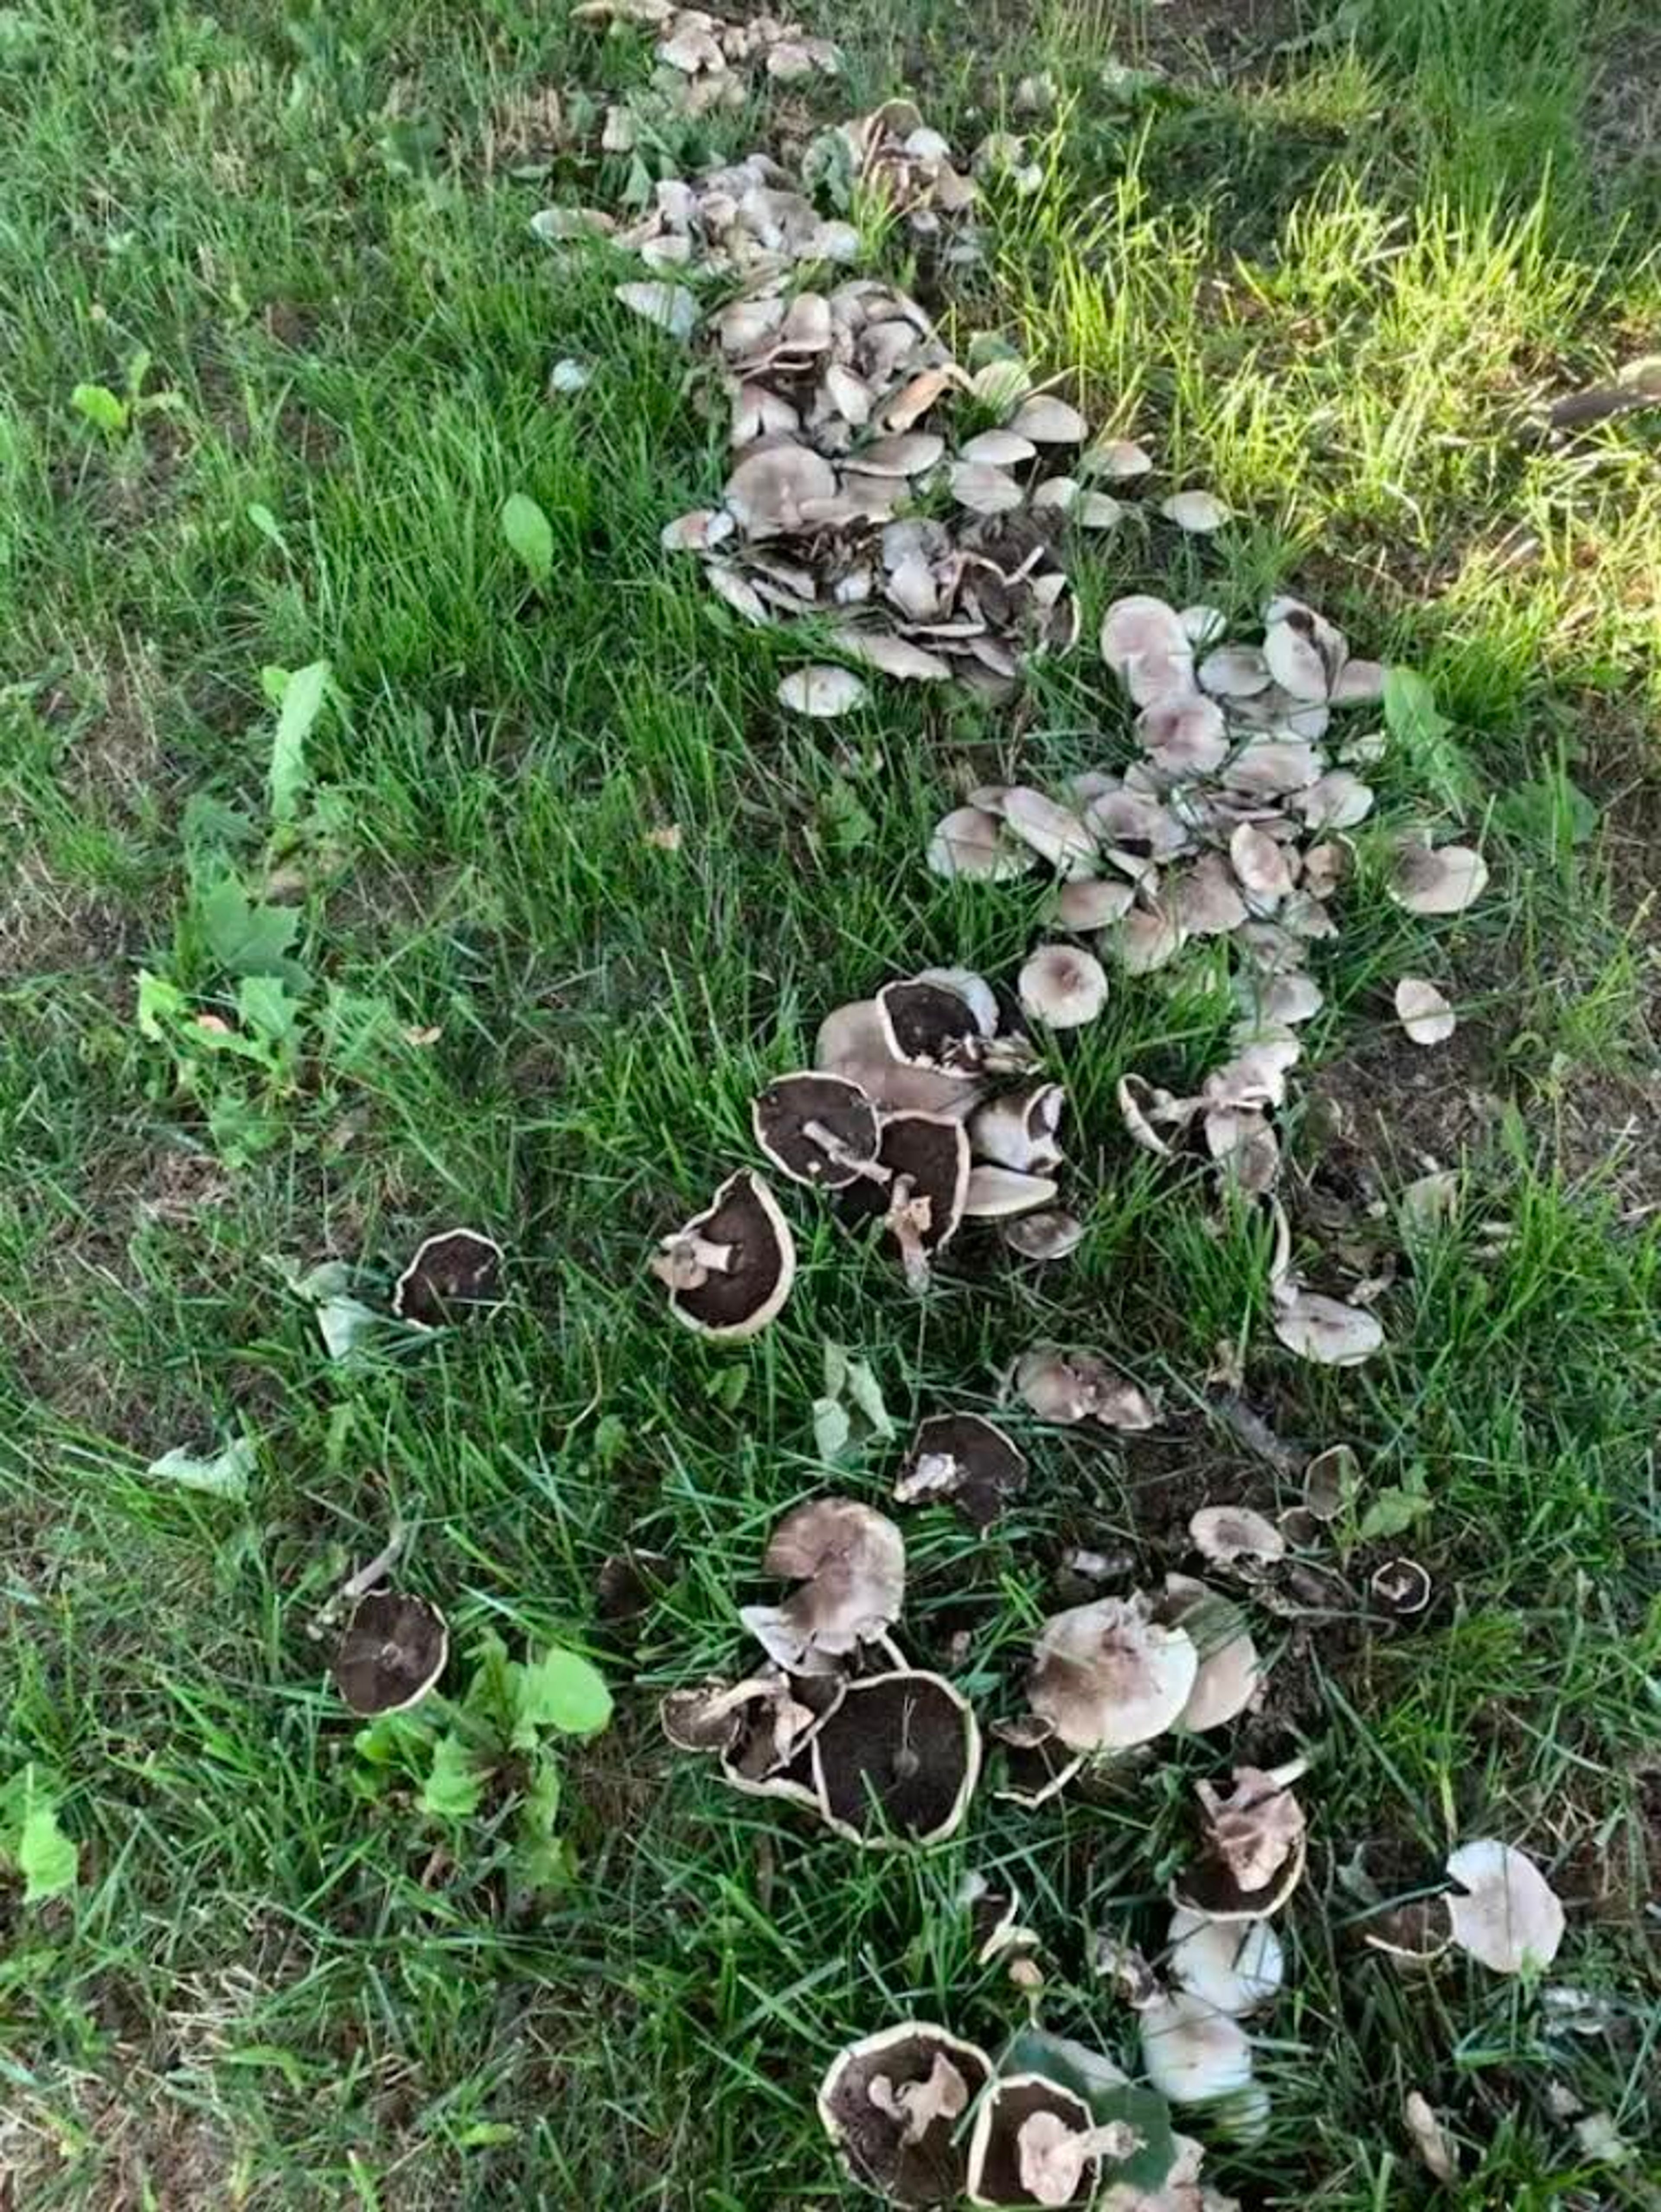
[1019,944,1109,1028]
[1028,1594,1199,1752]
[1444,1840,1565,1973]
[740,1496,905,1669]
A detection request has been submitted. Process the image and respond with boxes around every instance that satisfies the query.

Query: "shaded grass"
[2,0,1659,2205]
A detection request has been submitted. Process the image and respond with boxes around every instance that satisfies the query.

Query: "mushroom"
[969,1084,1067,1174]
[392,1229,504,1329]
[778,665,869,717]
[1302,1444,1357,1521]
[965,2076,1099,2209]
[1162,1576,1260,1733]
[723,440,839,536]
[1019,944,1109,1028]
[1159,490,1230,533]
[836,1111,972,1288]
[817,999,981,1118]
[1443,1839,1565,1972]
[811,1669,981,1846]
[894,1413,1028,1527]
[1083,437,1153,482]
[739,1497,905,1672]
[1360,1891,1455,1963]
[1028,1594,1199,1753]
[660,1665,835,1806]
[1394,976,1456,1045]
[1370,1557,1432,1615]
[615,280,699,339]
[928,806,1037,883]
[1166,1908,1284,2016]
[1388,838,1489,916]
[1003,1210,1087,1262]
[651,1169,796,1339]
[1012,1347,1159,1431]
[1137,1994,1253,2106]
[331,1589,449,1715]
[1189,1506,1286,1569]
[1174,1761,1309,1918]
[1272,1289,1384,1367]
[1009,394,1088,444]
[818,2023,994,2208]
[988,1711,1084,1812]
[965,1165,1060,1218]
[877,975,991,1070]
[1001,789,1099,877]
[1052,877,1135,930]
[752,1071,886,1190]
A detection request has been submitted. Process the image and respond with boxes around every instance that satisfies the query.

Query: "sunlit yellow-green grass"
[2,0,1657,2203]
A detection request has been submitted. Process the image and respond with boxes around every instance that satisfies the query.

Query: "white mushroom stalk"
[802,1117,891,1183]
[649,1232,733,1288]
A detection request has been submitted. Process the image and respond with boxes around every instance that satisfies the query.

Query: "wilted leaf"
[146,1436,257,1500]
[1001,2026,1177,2192]
[812,1395,851,1460]
[237,974,301,1047]
[501,491,555,586]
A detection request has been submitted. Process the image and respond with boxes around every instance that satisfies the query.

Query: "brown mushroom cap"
[1172,1831,1308,1923]
[811,1669,982,1846]
[723,439,839,536]
[1388,838,1489,916]
[895,1413,1029,1527]
[878,976,987,1068]
[1012,1347,1159,1432]
[661,1666,838,1806]
[966,2075,1096,2209]
[740,1497,906,1670]
[392,1229,504,1329]
[1028,1595,1199,1752]
[753,1071,884,1189]
[1190,1506,1286,1568]
[817,1000,982,1119]
[1019,944,1109,1029]
[818,2023,994,2209]
[332,1589,449,1715]
[651,1169,796,1340]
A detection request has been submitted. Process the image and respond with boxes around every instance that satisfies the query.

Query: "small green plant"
[0,1766,79,1903]
[353,1629,611,1905]
[70,346,182,443]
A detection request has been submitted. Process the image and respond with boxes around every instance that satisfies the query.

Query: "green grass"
[3,0,1660,2204]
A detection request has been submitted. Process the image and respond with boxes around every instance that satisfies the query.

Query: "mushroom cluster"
[573,0,838,120]
[661,1498,981,1847]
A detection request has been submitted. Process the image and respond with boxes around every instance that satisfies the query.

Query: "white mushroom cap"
[1166,1908,1284,2015]
[1262,617,1329,701]
[1444,1839,1565,1973]
[1009,394,1088,443]
[1199,644,1271,699]
[965,1165,1060,1218]
[1164,1576,1260,1733]
[1053,877,1136,930]
[1138,1993,1254,2104]
[959,427,1038,466]
[927,806,1037,883]
[1002,788,1099,876]
[1295,769,1374,830]
[1100,594,1189,677]
[778,665,869,718]
[1028,1594,1199,1752]
[1196,1764,1307,1893]
[1190,1506,1286,1567]
[1019,944,1109,1028]
[1160,489,1231,533]
[1388,838,1489,915]
[1395,976,1456,1045]
[1273,1289,1385,1366]
[615,280,699,339]
[1004,1209,1087,1262]
[1082,437,1153,481]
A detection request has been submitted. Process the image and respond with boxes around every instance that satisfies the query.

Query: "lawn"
[1,0,1658,2205]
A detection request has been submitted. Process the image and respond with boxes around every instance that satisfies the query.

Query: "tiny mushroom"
[392,1229,504,1329]
[1003,1210,1087,1262]
[1370,1557,1432,1615]
[651,1170,797,1339]
[1443,1839,1565,1973]
[818,2022,994,2208]
[894,1412,1029,1527]
[332,1590,449,1715]
[740,1497,906,1672]
[1028,1594,1199,1753]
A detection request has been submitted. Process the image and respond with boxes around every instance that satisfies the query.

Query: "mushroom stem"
[1258,1755,1310,1794]
[885,1173,936,1294]
[650,1233,735,1290]
[802,1118,892,1185]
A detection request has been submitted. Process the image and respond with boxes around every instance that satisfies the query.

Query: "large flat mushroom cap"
[393,1229,504,1328]
[652,1169,796,1340]
[744,1497,906,1670]
[1444,1839,1565,1972]
[1388,840,1489,916]
[753,1071,882,1188]
[723,440,839,536]
[819,2023,994,2209]
[811,1669,981,1846]
[332,1590,449,1715]
[1029,1596,1199,1752]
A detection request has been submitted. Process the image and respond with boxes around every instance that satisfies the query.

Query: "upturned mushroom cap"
[332,1590,449,1715]
[740,1497,906,1670]
[991,1714,1084,1807]
[651,1170,796,1340]
[1137,1994,1253,2106]
[811,1669,982,1846]
[1192,1763,1307,1895]
[661,1665,836,1805]
[965,2076,1097,2208]
[1019,944,1109,1028]
[1190,1506,1286,1568]
[1002,789,1099,877]
[392,1229,504,1329]
[818,2022,994,2209]
[969,1084,1066,1174]
[1003,1210,1087,1262]
[841,1111,972,1289]
[1360,1891,1455,1962]
[1028,1594,1199,1753]
[1303,1445,1357,1521]
[1444,1840,1565,1972]
[1371,1557,1432,1615]
[1166,1908,1284,2016]
[895,1412,1029,1526]
[817,1000,981,1119]
[1394,976,1456,1045]
[1388,838,1489,915]
[878,976,988,1069]
[753,1071,884,1190]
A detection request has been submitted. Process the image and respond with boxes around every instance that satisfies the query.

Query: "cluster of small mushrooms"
[572,0,838,119]
[539,90,1237,710]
